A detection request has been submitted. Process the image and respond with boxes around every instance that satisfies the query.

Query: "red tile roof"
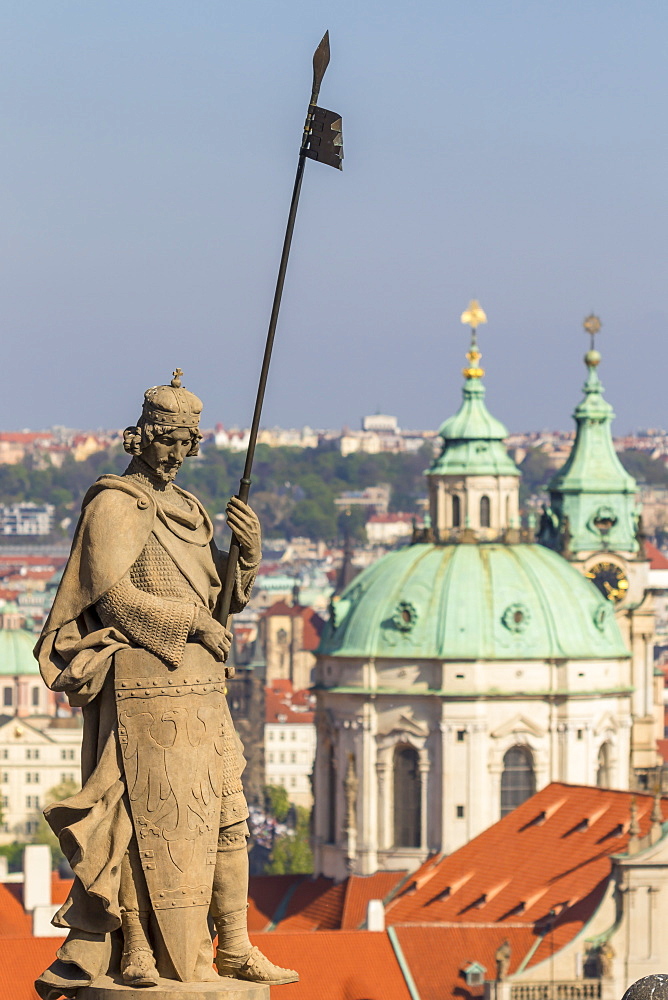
[341,871,408,929]
[0,937,64,1000]
[301,610,324,652]
[265,683,315,725]
[0,882,32,937]
[385,783,667,966]
[249,930,413,1000]
[395,924,534,1000]
[647,540,668,570]
[0,433,52,445]
[368,513,414,524]
[247,874,305,931]
[2,875,73,920]
[273,877,346,932]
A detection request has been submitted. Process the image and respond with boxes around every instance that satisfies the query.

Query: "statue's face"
[142,427,193,482]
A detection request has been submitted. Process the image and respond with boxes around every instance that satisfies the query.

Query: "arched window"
[327,745,337,843]
[393,744,421,847]
[506,494,511,525]
[596,742,611,788]
[452,495,461,528]
[500,746,535,817]
[480,495,491,528]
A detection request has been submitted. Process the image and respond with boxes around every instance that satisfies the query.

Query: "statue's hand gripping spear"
[218,31,343,641]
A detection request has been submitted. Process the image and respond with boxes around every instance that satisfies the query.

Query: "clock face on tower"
[585,561,629,603]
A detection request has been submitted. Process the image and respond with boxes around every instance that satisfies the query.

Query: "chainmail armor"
[129,534,205,605]
[97,576,196,669]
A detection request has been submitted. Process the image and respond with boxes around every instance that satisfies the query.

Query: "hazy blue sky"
[1,1,666,435]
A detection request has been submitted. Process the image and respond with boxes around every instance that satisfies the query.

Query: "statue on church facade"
[495,939,511,981]
[35,373,298,998]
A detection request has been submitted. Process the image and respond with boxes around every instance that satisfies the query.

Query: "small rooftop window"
[463,962,486,987]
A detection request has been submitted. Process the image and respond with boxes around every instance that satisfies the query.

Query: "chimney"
[367,899,385,932]
[23,844,51,910]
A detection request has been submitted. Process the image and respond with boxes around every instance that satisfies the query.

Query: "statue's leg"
[119,837,160,987]
[211,821,298,985]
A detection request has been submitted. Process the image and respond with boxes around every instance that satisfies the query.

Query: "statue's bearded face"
[141,427,194,482]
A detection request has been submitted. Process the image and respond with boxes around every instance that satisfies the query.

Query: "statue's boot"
[121,911,160,987]
[119,847,160,987]
[211,822,298,986]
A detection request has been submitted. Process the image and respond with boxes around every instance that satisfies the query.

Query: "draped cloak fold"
[34,475,250,1000]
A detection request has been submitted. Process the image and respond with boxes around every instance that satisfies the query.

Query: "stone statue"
[35,373,297,998]
[598,941,614,978]
[495,939,511,981]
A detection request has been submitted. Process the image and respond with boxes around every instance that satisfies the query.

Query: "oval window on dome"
[392,601,418,633]
[502,603,531,633]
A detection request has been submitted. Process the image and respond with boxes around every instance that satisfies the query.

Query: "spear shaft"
[218,32,332,626]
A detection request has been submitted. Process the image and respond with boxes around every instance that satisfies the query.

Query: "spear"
[218,31,343,632]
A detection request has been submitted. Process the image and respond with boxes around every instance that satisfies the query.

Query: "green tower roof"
[549,362,635,496]
[429,378,520,477]
[539,324,639,556]
[427,310,519,479]
[319,542,629,662]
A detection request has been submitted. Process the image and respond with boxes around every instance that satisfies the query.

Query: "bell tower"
[538,315,660,786]
[427,301,520,542]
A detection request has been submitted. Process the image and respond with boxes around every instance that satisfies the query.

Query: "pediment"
[0,717,53,743]
[594,712,619,736]
[377,706,430,743]
[491,714,546,740]
[396,711,430,737]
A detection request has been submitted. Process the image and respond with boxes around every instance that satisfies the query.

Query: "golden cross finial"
[583,314,601,337]
[171,368,184,388]
[583,314,602,365]
[461,300,487,330]
[461,300,487,379]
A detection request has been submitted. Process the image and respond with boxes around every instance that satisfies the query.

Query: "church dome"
[0,626,40,676]
[319,542,629,661]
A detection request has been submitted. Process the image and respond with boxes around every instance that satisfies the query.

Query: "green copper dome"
[428,379,519,478]
[0,627,40,676]
[319,543,629,661]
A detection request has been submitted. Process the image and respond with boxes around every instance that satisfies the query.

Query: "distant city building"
[264,680,316,808]
[0,504,55,536]
[361,414,399,434]
[260,596,324,690]
[0,715,82,841]
[365,512,414,546]
[334,485,390,517]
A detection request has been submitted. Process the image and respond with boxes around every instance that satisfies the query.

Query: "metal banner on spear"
[218,31,343,631]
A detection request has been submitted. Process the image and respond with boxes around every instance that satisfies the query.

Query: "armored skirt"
[34,473,256,998]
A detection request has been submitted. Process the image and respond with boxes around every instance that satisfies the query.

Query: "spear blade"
[312,30,330,98]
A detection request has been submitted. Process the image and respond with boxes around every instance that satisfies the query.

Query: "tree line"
[2,443,664,543]
[0,443,434,542]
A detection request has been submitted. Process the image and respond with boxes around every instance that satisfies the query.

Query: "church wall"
[314,655,634,873]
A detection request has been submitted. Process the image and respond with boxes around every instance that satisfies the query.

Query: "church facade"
[312,309,662,880]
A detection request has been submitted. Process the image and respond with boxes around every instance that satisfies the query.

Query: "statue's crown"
[141,369,203,429]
